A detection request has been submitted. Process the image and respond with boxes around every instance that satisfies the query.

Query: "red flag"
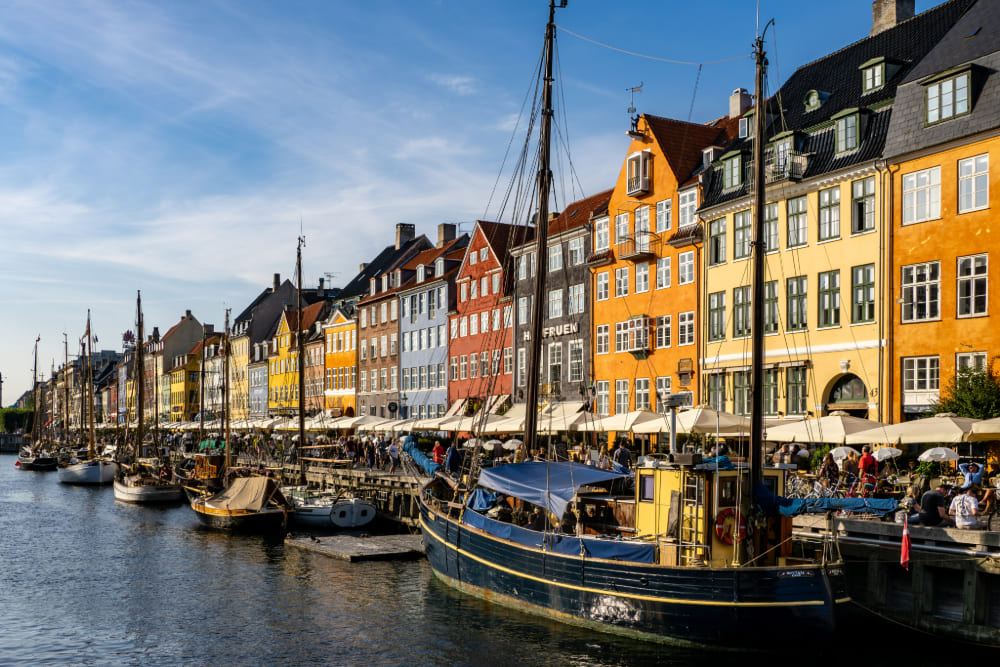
[901,515,911,571]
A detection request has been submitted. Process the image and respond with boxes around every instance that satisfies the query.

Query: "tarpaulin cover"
[476,461,628,519]
[755,482,898,517]
[205,476,277,512]
[402,436,440,477]
[462,507,655,563]
[466,488,501,511]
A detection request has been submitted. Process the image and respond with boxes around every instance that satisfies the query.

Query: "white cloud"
[429,73,477,96]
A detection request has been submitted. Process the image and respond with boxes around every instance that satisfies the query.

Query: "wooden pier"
[795,515,1000,646]
[285,533,424,562]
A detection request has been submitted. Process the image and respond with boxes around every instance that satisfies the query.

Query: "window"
[635,263,649,293]
[459,355,467,380]
[655,377,672,413]
[656,199,672,233]
[615,379,630,414]
[503,306,512,328]
[656,257,671,290]
[901,261,940,322]
[863,64,883,93]
[733,371,750,416]
[568,340,583,382]
[615,267,629,297]
[705,374,725,411]
[596,272,609,301]
[733,210,751,259]
[480,248,488,262]
[450,357,458,381]
[568,237,584,265]
[678,251,694,285]
[514,347,527,386]
[470,280,478,300]
[786,366,807,415]
[818,186,840,240]
[926,71,969,124]
[595,218,609,252]
[481,311,489,334]
[763,369,779,415]
[615,213,629,245]
[518,296,529,325]
[818,270,840,327]
[469,251,477,266]
[851,177,875,233]
[518,255,528,280]
[957,351,987,372]
[568,283,585,315]
[460,317,467,337]
[390,299,398,321]
[959,154,989,214]
[835,113,858,153]
[469,314,477,336]
[360,309,367,328]
[655,315,671,348]
[635,206,651,253]
[492,350,501,375]
[764,280,778,333]
[787,276,808,331]
[708,218,726,265]
[595,381,610,416]
[957,254,987,317]
[678,311,695,346]
[679,189,697,227]
[596,324,610,355]
[851,264,876,323]
[549,243,563,272]
[723,155,742,189]
[733,286,751,338]
[460,282,468,302]
[635,378,650,410]
[708,291,726,341]
[903,356,939,391]
[614,321,629,353]
[548,343,562,394]
[548,289,563,318]
[902,166,941,224]
[481,276,488,296]
[787,196,807,247]
[626,151,651,195]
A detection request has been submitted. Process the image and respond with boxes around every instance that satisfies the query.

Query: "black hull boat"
[17,448,58,471]
[188,475,291,534]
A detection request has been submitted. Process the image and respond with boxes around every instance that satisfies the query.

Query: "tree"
[934,364,1000,419]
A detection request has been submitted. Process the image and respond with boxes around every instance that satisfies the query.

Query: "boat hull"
[419,500,846,649]
[58,459,118,485]
[190,498,289,533]
[291,498,377,529]
[113,477,185,503]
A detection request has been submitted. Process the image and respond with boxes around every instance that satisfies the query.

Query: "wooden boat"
[190,475,291,532]
[416,3,845,648]
[17,339,59,471]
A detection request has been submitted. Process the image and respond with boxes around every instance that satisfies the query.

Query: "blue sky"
[0,0,942,402]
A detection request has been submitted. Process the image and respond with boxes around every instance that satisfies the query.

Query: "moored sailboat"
[417,2,846,648]
[16,338,59,471]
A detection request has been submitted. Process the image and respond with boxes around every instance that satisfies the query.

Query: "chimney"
[318,277,325,297]
[359,262,368,274]
[395,222,415,249]
[185,310,192,320]
[437,223,456,248]
[871,0,914,36]
[730,88,751,118]
[273,273,280,291]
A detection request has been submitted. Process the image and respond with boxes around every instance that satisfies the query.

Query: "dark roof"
[885,0,1000,158]
[701,0,975,210]
[336,235,431,303]
[645,115,732,183]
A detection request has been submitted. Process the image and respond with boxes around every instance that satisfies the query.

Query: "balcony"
[626,316,652,359]
[764,150,808,184]
[616,232,660,261]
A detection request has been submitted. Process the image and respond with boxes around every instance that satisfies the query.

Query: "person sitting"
[958,462,984,490]
[818,453,839,487]
[949,485,983,530]
[910,483,954,527]
[526,507,545,531]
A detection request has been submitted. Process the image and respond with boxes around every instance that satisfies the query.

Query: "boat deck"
[285,533,425,562]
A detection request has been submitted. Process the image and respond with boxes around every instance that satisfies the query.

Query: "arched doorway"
[826,374,869,418]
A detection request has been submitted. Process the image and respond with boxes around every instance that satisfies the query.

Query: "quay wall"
[0,434,24,453]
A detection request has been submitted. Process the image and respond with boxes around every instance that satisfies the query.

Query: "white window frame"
[678,311,695,346]
[655,199,672,233]
[596,272,609,301]
[656,257,671,290]
[926,72,970,124]
[596,324,610,355]
[615,267,629,298]
[901,261,941,323]
[679,189,697,228]
[655,315,671,349]
[902,166,941,225]
[957,254,988,318]
[635,262,649,293]
[548,289,563,319]
[958,154,989,214]
[903,356,939,391]
[594,218,609,252]
[678,251,694,285]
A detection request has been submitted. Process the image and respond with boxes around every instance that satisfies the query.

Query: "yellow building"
[268,302,327,415]
[168,341,202,422]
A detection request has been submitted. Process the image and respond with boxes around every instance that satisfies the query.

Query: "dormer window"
[626,150,651,196]
[804,89,830,112]
[381,275,388,292]
[417,265,425,282]
[738,117,749,139]
[925,70,970,124]
[862,64,883,93]
[833,109,861,154]
[722,153,742,190]
[435,258,444,275]
[369,278,376,295]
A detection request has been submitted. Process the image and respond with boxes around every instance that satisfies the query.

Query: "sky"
[0,0,946,403]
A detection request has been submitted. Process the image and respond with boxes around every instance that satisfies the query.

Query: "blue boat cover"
[467,488,501,511]
[462,507,655,563]
[755,482,898,516]
[476,461,628,519]
[402,436,441,477]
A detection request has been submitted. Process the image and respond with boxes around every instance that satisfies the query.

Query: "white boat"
[58,458,118,485]
[113,470,184,503]
[287,488,376,529]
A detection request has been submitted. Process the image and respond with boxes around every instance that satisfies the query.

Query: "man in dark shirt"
[914,483,954,527]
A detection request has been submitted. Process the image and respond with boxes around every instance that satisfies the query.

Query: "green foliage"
[934,364,1000,419]
[810,444,833,470]
[0,408,33,433]
[914,461,940,478]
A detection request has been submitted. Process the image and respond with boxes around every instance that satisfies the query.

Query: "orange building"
[884,2,1000,420]
[590,113,735,427]
[322,307,357,418]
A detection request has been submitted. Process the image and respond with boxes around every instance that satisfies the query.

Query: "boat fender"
[714,508,747,545]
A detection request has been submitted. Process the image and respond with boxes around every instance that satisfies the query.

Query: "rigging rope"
[558,26,751,66]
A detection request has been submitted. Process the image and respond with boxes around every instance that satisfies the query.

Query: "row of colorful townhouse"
[43,0,1000,435]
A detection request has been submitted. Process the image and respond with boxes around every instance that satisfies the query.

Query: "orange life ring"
[714,508,747,545]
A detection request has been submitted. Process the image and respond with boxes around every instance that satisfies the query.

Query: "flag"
[900,515,911,571]
[35,335,41,343]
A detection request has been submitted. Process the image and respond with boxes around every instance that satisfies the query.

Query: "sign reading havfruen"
[524,322,580,340]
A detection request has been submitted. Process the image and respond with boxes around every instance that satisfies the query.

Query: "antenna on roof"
[627,83,643,135]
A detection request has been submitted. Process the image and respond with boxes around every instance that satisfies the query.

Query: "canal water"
[0,454,986,666]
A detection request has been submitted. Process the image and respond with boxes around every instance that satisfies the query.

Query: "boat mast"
[86,311,95,458]
[136,291,145,460]
[63,334,70,445]
[224,308,231,472]
[744,31,768,562]
[296,235,307,484]
[523,0,563,451]
[199,324,206,444]
[31,337,38,446]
